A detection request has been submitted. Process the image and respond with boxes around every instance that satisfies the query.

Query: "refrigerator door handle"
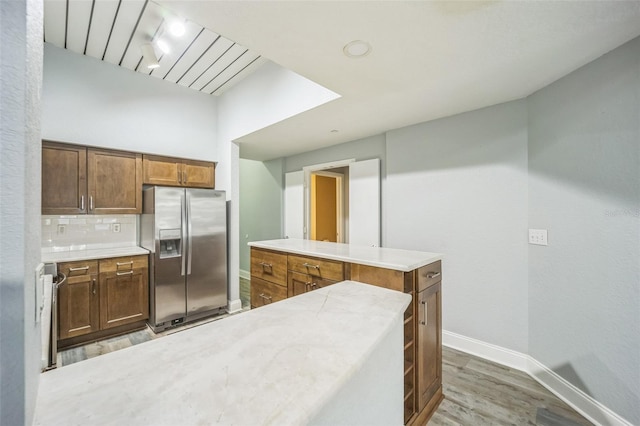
[187,191,193,275]
[181,191,187,277]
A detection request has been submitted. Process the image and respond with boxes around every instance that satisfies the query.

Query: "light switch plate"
[529,229,548,246]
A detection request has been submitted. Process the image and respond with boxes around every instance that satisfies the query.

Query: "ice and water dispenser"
[159,229,181,258]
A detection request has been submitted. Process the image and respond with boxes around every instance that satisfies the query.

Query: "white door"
[349,158,380,247]
[284,171,304,239]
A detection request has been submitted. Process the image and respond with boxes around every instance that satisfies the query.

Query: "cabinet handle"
[92,279,96,295]
[310,282,317,289]
[302,263,320,270]
[259,293,272,304]
[80,195,85,211]
[69,266,89,272]
[178,170,182,184]
[183,171,187,183]
[116,261,133,266]
[116,270,134,276]
[420,300,427,326]
[260,262,273,273]
[425,271,441,279]
[89,196,94,211]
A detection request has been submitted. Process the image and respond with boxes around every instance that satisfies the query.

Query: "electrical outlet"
[528,229,548,246]
[57,224,65,235]
[112,223,121,233]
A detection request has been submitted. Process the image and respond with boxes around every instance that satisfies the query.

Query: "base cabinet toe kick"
[249,241,443,425]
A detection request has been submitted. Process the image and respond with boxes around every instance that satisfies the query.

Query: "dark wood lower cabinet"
[417,281,442,413]
[100,268,149,330]
[57,261,99,339]
[58,255,149,349]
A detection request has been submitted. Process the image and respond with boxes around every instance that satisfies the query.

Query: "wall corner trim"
[442,330,633,426]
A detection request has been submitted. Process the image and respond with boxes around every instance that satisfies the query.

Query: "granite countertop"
[249,239,442,272]
[34,281,411,425]
[41,246,149,263]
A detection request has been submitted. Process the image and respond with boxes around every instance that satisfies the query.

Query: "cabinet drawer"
[99,255,148,273]
[250,277,288,308]
[288,254,344,281]
[250,248,287,286]
[417,261,441,291]
[58,260,99,277]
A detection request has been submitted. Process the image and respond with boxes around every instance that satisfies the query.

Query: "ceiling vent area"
[44,0,266,96]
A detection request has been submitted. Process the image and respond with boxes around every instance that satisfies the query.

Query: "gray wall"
[239,158,284,272]
[0,0,43,423]
[528,37,640,424]
[284,134,386,173]
[42,44,219,161]
[385,101,530,353]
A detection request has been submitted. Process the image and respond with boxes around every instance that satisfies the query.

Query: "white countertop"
[34,281,411,425]
[41,246,149,263]
[249,239,442,272]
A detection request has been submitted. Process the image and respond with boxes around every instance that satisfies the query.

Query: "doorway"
[310,171,344,242]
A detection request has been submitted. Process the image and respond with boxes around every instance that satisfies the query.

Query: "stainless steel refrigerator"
[141,186,227,332]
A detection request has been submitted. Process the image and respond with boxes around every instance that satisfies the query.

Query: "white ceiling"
[157,0,640,160]
[46,1,640,161]
[43,0,266,96]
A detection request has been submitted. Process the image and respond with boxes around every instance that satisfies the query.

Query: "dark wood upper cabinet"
[143,154,215,189]
[87,149,142,214]
[42,142,142,215]
[42,142,87,215]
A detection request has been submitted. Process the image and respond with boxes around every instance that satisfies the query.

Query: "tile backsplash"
[42,215,137,252]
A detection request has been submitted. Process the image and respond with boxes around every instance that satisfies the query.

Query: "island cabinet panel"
[251,277,288,308]
[416,277,442,413]
[250,248,287,286]
[99,256,149,330]
[57,260,99,339]
[42,142,87,215]
[143,155,215,189]
[288,254,344,281]
[58,255,149,349]
[87,149,142,214]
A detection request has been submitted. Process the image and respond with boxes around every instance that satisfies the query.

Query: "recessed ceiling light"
[343,40,371,58]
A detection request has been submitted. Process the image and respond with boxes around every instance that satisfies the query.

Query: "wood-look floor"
[431,347,591,426]
[58,279,591,426]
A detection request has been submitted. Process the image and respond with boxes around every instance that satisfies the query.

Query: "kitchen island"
[249,239,444,425]
[34,281,411,425]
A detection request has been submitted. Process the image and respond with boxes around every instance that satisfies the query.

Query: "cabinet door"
[417,281,442,411]
[88,149,142,214]
[99,268,149,330]
[182,159,215,188]
[42,142,87,215]
[57,261,99,339]
[142,155,182,186]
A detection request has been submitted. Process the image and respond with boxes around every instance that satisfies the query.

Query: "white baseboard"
[443,330,529,372]
[239,269,250,280]
[442,330,632,426]
[227,299,243,314]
